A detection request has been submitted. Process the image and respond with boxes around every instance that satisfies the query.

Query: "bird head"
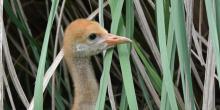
[63,19,132,58]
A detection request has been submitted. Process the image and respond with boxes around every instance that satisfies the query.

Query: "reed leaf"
[33,0,59,109]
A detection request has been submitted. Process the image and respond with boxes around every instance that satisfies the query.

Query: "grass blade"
[202,38,215,110]
[172,0,195,109]
[131,48,161,108]
[0,0,3,108]
[95,0,124,109]
[137,73,154,110]
[3,25,29,108]
[119,87,128,110]
[133,0,162,70]
[28,50,64,110]
[95,50,113,110]
[4,0,40,60]
[117,19,138,110]
[156,1,178,110]
[98,0,104,26]
[118,0,138,109]
[133,42,162,94]
[2,65,16,110]
[33,0,59,109]
[204,0,220,84]
[216,0,220,40]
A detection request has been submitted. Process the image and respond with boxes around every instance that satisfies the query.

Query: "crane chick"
[63,19,131,110]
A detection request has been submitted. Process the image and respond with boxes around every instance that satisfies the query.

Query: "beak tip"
[128,39,132,43]
[121,37,132,43]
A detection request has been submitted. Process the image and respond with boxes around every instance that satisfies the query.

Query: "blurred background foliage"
[1,0,220,110]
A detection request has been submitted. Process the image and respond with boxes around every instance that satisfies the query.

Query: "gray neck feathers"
[65,57,98,109]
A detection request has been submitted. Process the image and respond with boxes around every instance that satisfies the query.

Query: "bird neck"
[65,56,98,110]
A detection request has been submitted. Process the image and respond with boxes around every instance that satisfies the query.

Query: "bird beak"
[103,34,132,46]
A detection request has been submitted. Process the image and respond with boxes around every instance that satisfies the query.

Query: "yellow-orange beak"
[104,34,132,46]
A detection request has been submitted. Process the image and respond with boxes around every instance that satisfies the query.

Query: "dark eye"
[88,33,97,41]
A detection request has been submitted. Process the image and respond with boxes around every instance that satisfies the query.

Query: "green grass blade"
[33,0,59,110]
[133,42,162,93]
[126,0,134,38]
[95,50,113,110]
[47,83,65,110]
[95,0,124,109]
[205,0,220,84]
[172,0,195,109]
[156,1,178,110]
[117,19,138,110]
[131,47,161,108]
[119,87,128,110]
[119,0,138,109]
[98,0,104,26]
[109,0,124,34]
[137,73,154,110]
[160,7,177,110]
[216,0,220,41]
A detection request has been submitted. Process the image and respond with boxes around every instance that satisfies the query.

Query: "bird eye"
[88,33,97,41]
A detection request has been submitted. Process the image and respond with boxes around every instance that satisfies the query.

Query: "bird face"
[63,19,132,58]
